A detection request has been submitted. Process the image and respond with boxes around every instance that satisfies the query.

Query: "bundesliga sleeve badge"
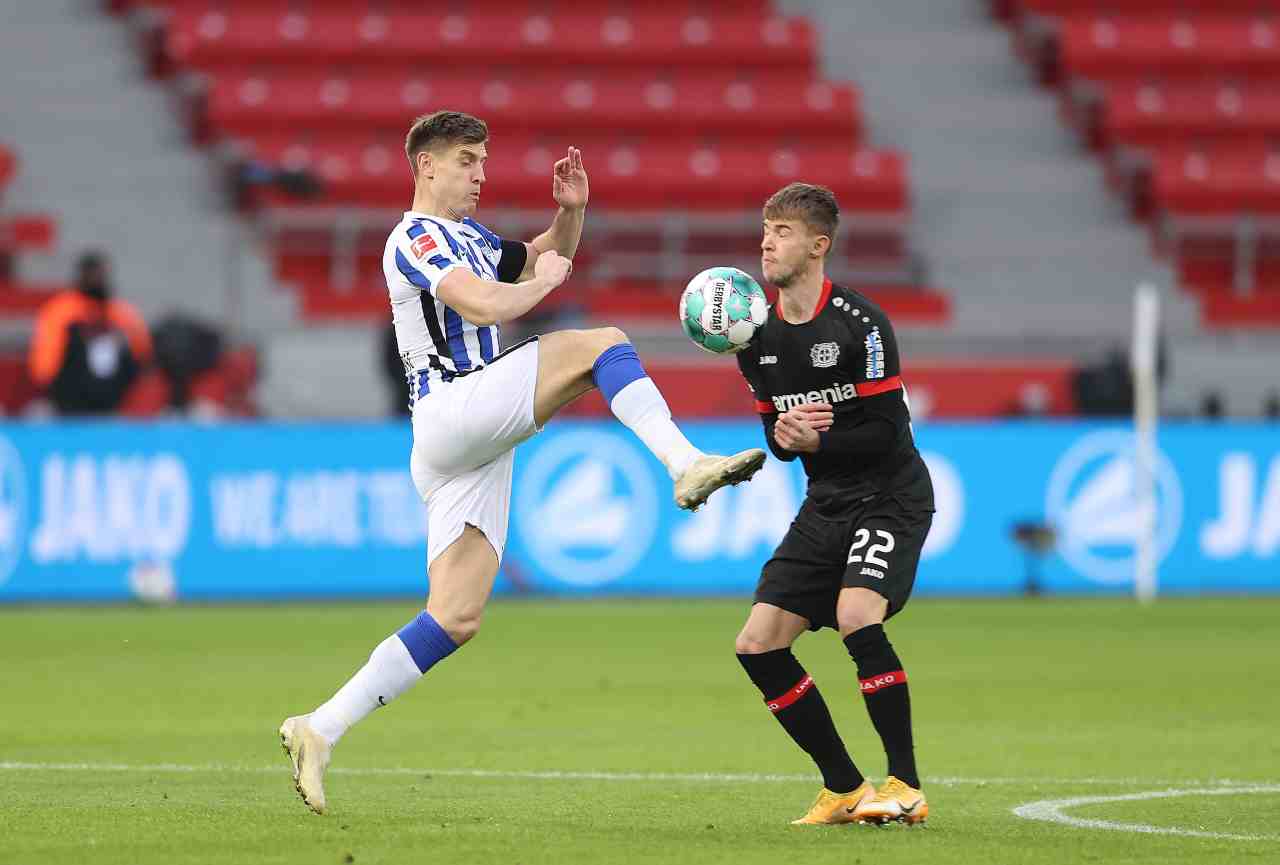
[411,234,438,259]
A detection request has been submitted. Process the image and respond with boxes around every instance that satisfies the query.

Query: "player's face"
[761,218,819,288]
[427,141,488,217]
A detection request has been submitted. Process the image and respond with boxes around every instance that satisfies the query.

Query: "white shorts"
[409,338,542,566]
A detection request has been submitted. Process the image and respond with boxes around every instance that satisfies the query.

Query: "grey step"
[258,327,387,418]
[2,0,287,350]
[791,0,1185,350]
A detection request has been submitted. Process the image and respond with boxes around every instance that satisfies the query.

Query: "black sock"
[843,624,919,789]
[737,648,864,793]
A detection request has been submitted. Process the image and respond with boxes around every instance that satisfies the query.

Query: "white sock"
[609,377,703,479]
[309,634,423,746]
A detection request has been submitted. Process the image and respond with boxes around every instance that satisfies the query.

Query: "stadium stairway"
[790,0,1193,357]
[994,0,1280,415]
[0,1,286,334]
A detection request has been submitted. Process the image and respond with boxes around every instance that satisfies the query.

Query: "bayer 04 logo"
[678,266,769,354]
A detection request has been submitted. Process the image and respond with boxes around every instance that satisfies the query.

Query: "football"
[678,266,770,354]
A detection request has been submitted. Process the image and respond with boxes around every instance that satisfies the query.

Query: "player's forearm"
[531,206,585,260]
[490,275,558,324]
[816,418,898,457]
[760,415,798,461]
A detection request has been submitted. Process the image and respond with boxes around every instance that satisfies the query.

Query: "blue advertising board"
[0,420,1276,602]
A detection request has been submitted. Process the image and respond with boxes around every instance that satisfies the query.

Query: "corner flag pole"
[1131,282,1160,605]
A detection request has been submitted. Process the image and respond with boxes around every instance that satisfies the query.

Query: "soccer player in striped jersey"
[280,111,765,814]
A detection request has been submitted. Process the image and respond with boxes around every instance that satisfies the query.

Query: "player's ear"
[416,149,433,181]
[811,234,831,259]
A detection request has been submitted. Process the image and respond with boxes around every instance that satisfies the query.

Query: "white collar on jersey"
[401,208,463,222]
[404,211,491,242]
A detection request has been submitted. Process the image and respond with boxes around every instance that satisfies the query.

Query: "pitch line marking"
[0,761,1275,791]
[1012,785,1280,843]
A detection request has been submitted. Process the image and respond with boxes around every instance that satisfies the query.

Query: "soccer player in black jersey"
[734,183,935,826]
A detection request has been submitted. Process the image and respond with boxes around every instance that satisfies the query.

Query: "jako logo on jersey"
[810,342,839,368]
[758,355,778,365]
[410,235,438,259]
[772,382,858,411]
[864,327,885,380]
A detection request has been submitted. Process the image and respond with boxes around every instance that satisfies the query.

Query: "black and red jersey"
[736,278,930,509]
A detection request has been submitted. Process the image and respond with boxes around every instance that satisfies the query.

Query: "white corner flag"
[1131,282,1160,605]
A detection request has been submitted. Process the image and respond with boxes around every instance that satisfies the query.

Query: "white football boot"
[674,448,766,511]
[279,714,331,815]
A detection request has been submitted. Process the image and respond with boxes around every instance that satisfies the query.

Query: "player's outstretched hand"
[774,402,833,453]
[552,146,589,211]
[534,250,573,289]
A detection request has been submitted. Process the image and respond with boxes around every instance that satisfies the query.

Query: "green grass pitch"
[2,597,1278,864]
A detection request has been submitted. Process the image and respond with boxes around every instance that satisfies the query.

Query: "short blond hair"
[404,111,488,171]
[764,182,839,247]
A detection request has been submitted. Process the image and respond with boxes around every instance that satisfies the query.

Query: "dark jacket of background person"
[28,252,152,414]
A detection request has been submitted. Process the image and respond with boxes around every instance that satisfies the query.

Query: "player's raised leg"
[280,526,494,814]
[839,588,927,825]
[735,603,876,824]
[533,326,765,509]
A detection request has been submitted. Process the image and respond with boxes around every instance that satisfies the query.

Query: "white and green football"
[678,266,769,354]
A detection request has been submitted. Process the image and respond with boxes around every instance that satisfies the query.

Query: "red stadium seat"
[1176,251,1280,292]
[133,0,772,13]
[275,222,917,321]
[1015,0,1277,16]
[166,10,815,74]
[1060,16,1280,81]
[1003,4,1280,328]
[1099,78,1280,150]
[244,136,908,213]
[1197,291,1280,327]
[0,146,60,317]
[0,352,41,414]
[0,281,63,316]
[204,72,859,142]
[119,370,172,418]
[189,346,260,415]
[136,0,914,331]
[0,215,57,252]
[1152,143,1280,216]
[0,145,14,193]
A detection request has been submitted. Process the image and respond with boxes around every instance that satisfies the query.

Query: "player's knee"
[734,631,775,655]
[433,609,483,646]
[837,605,884,636]
[597,325,628,347]
[570,327,629,377]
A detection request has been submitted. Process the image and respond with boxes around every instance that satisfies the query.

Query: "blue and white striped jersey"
[383,211,519,389]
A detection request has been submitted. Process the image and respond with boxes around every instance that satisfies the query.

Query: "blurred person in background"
[1201,391,1225,420]
[28,251,152,415]
[1263,390,1280,419]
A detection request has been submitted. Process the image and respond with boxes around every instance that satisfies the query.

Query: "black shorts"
[753,461,933,630]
